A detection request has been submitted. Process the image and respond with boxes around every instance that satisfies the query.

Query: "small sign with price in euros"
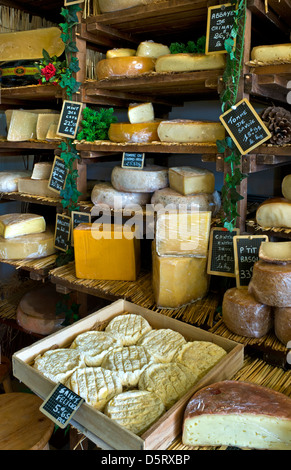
[57,100,83,139]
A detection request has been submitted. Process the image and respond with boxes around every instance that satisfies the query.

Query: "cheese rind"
[155,52,226,72]
[259,241,291,264]
[105,313,152,346]
[169,166,215,195]
[108,121,160,143]
[222,287,273,338]
[274,307,291,346]
[91,182,151,209]
[18,178,59,198]
[256,198,291,228]
[0,229,56,259]
[248,260,291,307]
[46,123,61,141]
[7,111,38,141]
[111,165,168,193]
[281,174,291,200]
[106,48,136,58]
[31,162,53,180]
[151,187,221,215]
[36,113,60,141]
[0,171,31,192]
[136,41,170,58]
[128,102,154,124]
[182,380,291,450]
[251,43,291,63]
[96,56,155,80]
[0,213,46,239]
[157,119,225,143]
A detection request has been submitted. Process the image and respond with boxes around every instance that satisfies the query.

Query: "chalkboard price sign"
[233,234,269,288]
[54,213,71,252]
[40,382,84,429]
[207,227,240,277]
[71,210,91,245]
[206,3,237,54]
[219,98,271,155]
[48,156,68,194]
[57,100,83,139]
[121,152,145,169]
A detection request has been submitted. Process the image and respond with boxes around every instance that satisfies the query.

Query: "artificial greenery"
[77,107,117,142]
[34,49,66,85]
[56,294,81,326]
[169,36,206,54]
[217,0,247,232]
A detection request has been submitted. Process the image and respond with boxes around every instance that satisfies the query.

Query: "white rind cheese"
[111,165,168,193]
[0,213,46,239]
[157,119,225,143]
[91,182,151,209]
[169,166,215,195]
[0,171,31,192]
[151,187,221,215]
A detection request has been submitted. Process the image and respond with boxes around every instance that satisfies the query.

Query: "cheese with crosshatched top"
[70,330,122,366]
[0,213,46,239]
[105,313,152,346]
[169,166,215,195]
[33,348,85,384]
[137,328,186,362]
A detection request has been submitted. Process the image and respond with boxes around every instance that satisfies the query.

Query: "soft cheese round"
[111,165,168,193]
[33,348,85,383]
[138,362,198,409]
[65,367,123,411]
[105,313,152,346]
[104,389,165,435]
[70,330,122,366]
[137,328,186,362]
[101,345,152,387]
[91,182,151,209]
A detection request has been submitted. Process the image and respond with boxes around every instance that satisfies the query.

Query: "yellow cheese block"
[251,44,291,63]
[106,48,136,58]
[0,27,65,61]
[96,56,155,80]
[108,121,160,143]
[155,211,212,257]
[157,120,225,143]
[0,229,56,259]
[152,242,209,308]
[155,53,226,73]
[7,111,38,141]
[169,166,215,195]
[0,213,46,239]
[36,113,60,141]
[74,223,140,281]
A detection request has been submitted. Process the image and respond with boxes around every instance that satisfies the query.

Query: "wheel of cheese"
[108,121,160,143]
[248,260,291,307]
[96,56,155,80]
[151,187,221,215]
[274,307,291,346]
[0,229,56,259]
[136,41,170,59]
[106,48,136,59]
[0,171,31,192]
[111,165,168,193]
[256,198,291,229]
[222,287,272,338]
[259,241,291,264]
[251,44,291,63]
[155,52,226,73]
[98,0,157,13]
[91,182,151,209]
[282,175,291,201]
[157,119,225,143]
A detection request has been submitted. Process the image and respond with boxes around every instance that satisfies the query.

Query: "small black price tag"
[219,98,271,155]
[40,382,84,429]
[233,234,269,288]
[207,227,240,277]
[48,156,68,194]
[206,3,237,54]
[57,100,83,139]
[121,152,145,169]
[71,210,91,245]
[54,213,71,252]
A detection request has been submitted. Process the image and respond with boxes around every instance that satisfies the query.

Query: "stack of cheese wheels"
[0,213,56,259]
[251,43,291,64]
[247,240,291,346]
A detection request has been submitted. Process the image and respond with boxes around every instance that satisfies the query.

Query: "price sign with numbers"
[57,100,83,139]
[121,152,145,169]
[207,227,240,277]
[54,213,71,252]
[206,3,237,54]
[233,234,269,288]
[40,382,83,429]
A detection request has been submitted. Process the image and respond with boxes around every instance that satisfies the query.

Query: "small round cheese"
[106,48,136,59]
[136,41,170,58]
[96,56,155,80]
[111,165,168,193]
[70,330,122,366]
[105,313,152,346]
[91,182,151,209]
[33,349,86,383]
[248,260,291,307]
[173,341,227,378]
[137,328,186,362]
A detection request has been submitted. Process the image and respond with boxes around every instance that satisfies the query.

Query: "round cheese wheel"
[136,41,170,59]
[99,0,156,13]
[274,307,291,346]
[281,175,291,201]
[106,48,136,59]
[155,52,226,73]
[256,198,291,229]
[157,119,225,143]
[108,121,160,143]
[91,182,151,209]
[0,171,31,192]
[248,260,291,307]
[96,56,155,80]
[251,44,291,63]
[222,287,272,338]
[151,187,221,215]
[0,229,56,259]
[111,165,168,193]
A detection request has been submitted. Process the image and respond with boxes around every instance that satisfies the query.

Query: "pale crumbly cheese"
[136,41,170,59]
[105,313,152,346]
[155,52,226,73]
[101,345,152,387]
[157,119,225,143]
[169,166,215,195]
[128,102,154,124]
[104,389,165,436]
[138,362,198,409]
[106,48,136,58]
[173,341,227,379]
[31,162,53,180]
[151,187,221,215]
[137,328,186,362]
[259,241,291,264]
[65,367,123,411]
[111,165,168,193]
[18,177,59,198]
[7,110,38,141]
[251,43,291,64]
[70,330,122,366]
[36,113,60,141]
[0,229,56,259]
[0,213,46,239]
[0,171,31,192]
[33,348,86,384]
[91,182,151,209]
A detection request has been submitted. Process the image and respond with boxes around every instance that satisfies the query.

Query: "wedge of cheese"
[96,56,155,80]
[0,213,46,239]
[128,102,154,124]
[36,113,60,141]
[18,178,59,198]
[0,27,64,61]
[46,123,61,141]
[0,229,56,259]
[251,43,291,63]
[7,111,38,141]
[183,381,291,450]
[155,52,226,73]
[136,41,170,58]
[0,171,31,192]
[169,166,215,195]
[157,119,225,143]
[106,48,136,58]
[31,162,53,180]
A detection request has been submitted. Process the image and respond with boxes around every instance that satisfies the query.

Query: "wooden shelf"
[0,255,57,280]
[0,84,63,105]
[0,140,59,152]
[245,64,291,105]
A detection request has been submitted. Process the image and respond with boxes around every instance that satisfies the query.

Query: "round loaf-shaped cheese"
[136,41,170,58]
[274,307,291,346]
[106,48,136,58]
[91,182,151,209]
[108,121,160,143]
[99,0,157,13]
[111,165,168,193]
[151,187,221,215]
[248,260,291,307]
[251,43,291,63]
[222,287,273,338]
[96,56,155,80]
[155,52,226,73]
[157,119,225,143]
[282,175,291,201]
[256,198,291,229]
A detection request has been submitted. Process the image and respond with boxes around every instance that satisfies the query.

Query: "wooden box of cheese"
[12,299,244,450]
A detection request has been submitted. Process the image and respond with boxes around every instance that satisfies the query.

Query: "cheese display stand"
[0,0,290,454]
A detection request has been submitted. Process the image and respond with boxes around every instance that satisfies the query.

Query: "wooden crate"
[12,299,244,450]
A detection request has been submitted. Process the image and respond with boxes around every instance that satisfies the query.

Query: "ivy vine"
[217,0,247,232]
